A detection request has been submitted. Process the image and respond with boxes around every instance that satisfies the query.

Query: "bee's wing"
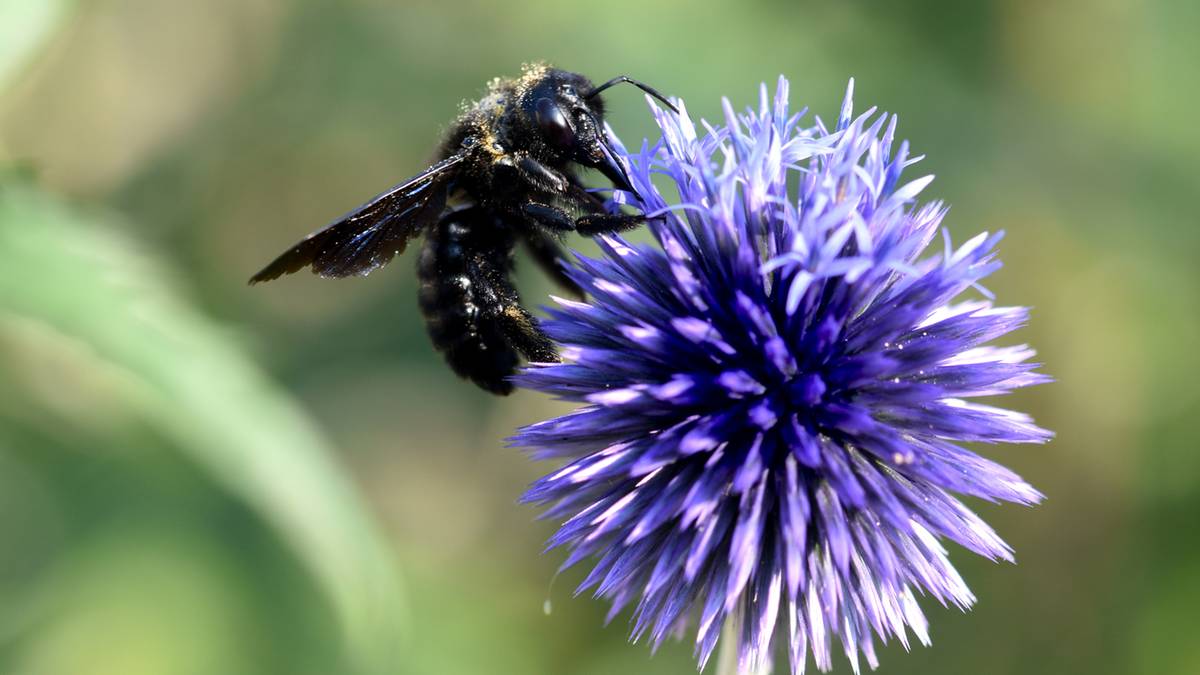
[249,152,466,283]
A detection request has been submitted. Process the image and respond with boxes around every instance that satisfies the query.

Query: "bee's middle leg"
[575,213,648,236]
[520,228,585,299]
[520,197,647,236]
[521,202,576,232]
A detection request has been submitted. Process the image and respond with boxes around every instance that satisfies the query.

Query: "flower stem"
[715,619,772,675]
[714,622,738,675]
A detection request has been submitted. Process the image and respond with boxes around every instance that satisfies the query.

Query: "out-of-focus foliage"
[0,6,402,674]
[0,0,1196,674]
[0,0,68,94]
[0,183,404,674]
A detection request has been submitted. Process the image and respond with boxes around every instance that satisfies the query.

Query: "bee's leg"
[514,155,569,193]
[520,202,577,232]
[522,196,645,235]
[563,174,610,213]
[520,228,585,299]
[466,251,560,365]
[495,302,560,365]
[575,212,648,236]
[496,153,571,196]
[420,212,557,394]
[562,173,653,235]
[419,210,521,395]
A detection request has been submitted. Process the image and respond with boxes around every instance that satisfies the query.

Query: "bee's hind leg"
[420,206,558,395]
[465,251,560,367]
[494,302,560,365]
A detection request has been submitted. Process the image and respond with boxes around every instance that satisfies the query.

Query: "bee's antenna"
[586,75,679,114]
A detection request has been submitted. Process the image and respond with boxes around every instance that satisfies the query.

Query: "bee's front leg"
[499,153,569,194]
[563,172,611,212]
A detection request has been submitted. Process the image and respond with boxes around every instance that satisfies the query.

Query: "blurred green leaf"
[13,525,254,675]
[0,181,404,674]
[0,0,70,94]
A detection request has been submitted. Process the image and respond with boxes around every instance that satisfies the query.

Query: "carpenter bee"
[250,64,677,394]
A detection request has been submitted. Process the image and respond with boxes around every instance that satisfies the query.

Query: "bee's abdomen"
[417,211,519,394]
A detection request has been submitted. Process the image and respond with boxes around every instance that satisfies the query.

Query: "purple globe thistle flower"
[512,78,1051,674]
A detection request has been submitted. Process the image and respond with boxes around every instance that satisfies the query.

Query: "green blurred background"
[1,1,1196,674]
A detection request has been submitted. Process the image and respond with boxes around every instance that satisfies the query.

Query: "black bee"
[250,64,677,394]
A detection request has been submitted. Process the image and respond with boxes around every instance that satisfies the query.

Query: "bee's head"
[518,68,677,199]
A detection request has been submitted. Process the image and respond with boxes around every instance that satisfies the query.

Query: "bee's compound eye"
[535,97,575,148]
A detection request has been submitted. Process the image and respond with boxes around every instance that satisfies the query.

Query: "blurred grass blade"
[0,181,404,674]
[0,0,70,93]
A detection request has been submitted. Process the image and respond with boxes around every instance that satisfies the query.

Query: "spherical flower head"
[512,78,1052,674]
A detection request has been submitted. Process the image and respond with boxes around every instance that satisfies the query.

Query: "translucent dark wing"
[249,153,465,283]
